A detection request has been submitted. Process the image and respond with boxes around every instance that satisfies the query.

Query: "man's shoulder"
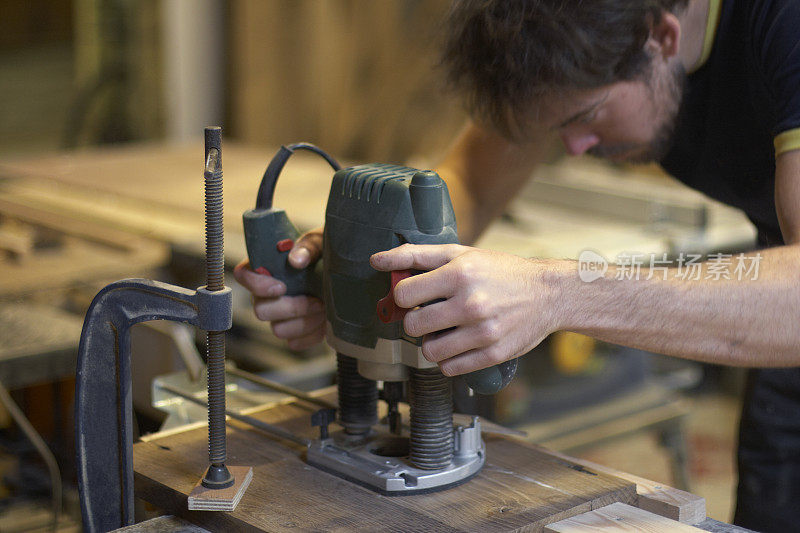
[741,0,800,52]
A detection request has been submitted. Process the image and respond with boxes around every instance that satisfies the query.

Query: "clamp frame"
[75,278,231,532]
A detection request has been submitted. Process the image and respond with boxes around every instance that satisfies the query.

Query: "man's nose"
[560,131,601,156]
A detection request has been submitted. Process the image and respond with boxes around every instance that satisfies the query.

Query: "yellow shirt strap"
[774,128,800,156]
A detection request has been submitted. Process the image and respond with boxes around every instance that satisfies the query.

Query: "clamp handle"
[376,270,518,394]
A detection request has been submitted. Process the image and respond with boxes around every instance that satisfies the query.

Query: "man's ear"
[648,12,681,60]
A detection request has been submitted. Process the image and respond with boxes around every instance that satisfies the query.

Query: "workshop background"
[1,0,754,531]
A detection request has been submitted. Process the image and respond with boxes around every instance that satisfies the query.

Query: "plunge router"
[243,144,518,494]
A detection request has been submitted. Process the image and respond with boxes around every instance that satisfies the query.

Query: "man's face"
[539,61,686,164]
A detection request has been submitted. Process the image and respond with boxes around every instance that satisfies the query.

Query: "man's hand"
[233,227,325,350]
[370,244,564,376]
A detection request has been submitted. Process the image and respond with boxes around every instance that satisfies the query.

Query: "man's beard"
[588,63,687,164]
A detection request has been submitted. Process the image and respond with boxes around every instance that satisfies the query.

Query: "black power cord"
[256,143,341,210]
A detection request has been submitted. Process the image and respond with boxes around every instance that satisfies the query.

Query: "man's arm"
[435,121,551,244]
[371,151,800,374]
[567,150,800,367]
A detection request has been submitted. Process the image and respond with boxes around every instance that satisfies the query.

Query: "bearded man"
[235,2,800,530]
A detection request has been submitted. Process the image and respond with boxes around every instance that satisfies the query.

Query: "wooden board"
[517,384,706,525]
[544,502,705,532]
[0,143,333,266]
[0,191,168,297]
[133,395,637,532]
[0,303,82,388]
[537,447,706,525]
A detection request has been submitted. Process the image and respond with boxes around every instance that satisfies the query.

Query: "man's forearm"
[554,244,800,366]
[435,122,550,244]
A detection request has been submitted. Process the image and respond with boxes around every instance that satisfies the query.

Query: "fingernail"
[290,247,311,268]
[266,285,285,297]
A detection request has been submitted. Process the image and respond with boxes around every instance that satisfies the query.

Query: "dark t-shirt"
[660,0,800,247]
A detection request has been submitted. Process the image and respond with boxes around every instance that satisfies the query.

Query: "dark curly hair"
[441,0,690,139]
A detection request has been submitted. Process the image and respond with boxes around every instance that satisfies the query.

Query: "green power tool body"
[326,165,457,351]
[243,144,517,494]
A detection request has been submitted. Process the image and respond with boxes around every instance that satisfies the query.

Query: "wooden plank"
[133,394,638,532]
[0,143,333,240]
[0,177,170,298]
[0,303,82,388]
[522,179,708,229]
[517,385,689,449]
[0,142,757,266]
[514,382,701,523]
[544,502,705,532]
[539,447,706,525]
[113,515,209,532]
[692,517,755,533]
[634,482,706,527]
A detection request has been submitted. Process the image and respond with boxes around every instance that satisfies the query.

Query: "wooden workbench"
[132,389,711,532]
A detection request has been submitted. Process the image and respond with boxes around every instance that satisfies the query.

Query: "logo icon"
[578,250,608,283]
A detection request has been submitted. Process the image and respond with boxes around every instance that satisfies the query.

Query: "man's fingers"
[439,348,505,376]
[289,227,323,268]
[233,259,286,297]
[253,295,323,322]
[287,329,326,351]
[370,243,464,272]
[271,312,326,339]
[421,329,466,363]
[393,269,455,309]
[420,323,498,363]
[403,299,460,337]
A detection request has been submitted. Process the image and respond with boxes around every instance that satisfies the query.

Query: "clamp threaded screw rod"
[201,126,233,489]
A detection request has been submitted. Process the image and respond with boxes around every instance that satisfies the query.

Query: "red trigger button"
[255,267,272,276]
[276,239,294,252]
[377,270,413,323]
